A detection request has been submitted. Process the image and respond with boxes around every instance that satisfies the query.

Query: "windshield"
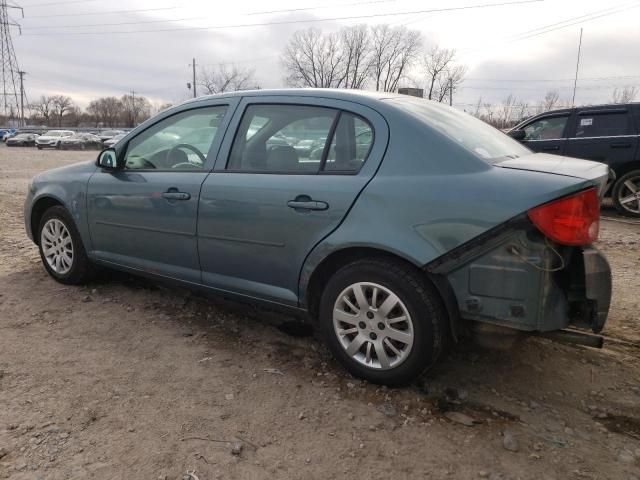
[387,97,531,163]
[44,131,62,137]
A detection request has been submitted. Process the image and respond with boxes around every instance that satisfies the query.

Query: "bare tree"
[611,86,638,103]
[421,46,467,103]
[541,90,560,111]
[121,94,151,128]
[369,25,421,92]
[423,46,452,100]
[29,95,55,125]
[51,95,74,127]
[340,25,372,89]
[87,96,124,127]
[282,28,348,88]
[199,64,259,94]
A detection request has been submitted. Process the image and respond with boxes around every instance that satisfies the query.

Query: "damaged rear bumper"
[426,217,612,334]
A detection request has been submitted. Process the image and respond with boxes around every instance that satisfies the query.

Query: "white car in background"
[103,132,127,148]
[35,130,75,149]
[97,129,125,142]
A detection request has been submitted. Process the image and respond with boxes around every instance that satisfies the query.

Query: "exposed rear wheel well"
[305,247,457,340]
[30,197,64,245]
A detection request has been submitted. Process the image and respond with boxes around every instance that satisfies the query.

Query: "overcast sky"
[12,0,640,110]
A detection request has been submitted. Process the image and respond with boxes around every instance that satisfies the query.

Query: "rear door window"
[575,112,631,137]
[226,104,374,174]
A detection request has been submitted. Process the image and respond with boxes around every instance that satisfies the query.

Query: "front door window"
[523,116,568,140]
[125,106,228,170]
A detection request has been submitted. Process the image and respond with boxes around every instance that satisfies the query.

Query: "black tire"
[611,169,640,217]
[37,145,42,150]
[37,206,94,284]
[319,258,447,386]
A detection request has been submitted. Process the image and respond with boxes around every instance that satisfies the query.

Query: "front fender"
[25,164,95,251]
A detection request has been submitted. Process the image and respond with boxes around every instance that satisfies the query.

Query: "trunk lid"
[495,153,612,196]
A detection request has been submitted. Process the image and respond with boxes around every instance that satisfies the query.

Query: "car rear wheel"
[38,206,94,284]
[612,170,640,217]
[319,258,447,386]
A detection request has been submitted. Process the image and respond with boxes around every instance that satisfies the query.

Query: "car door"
[197,96,388,306]
[86,102,235,283]
[564,107,638,174]
[520,112,571,155]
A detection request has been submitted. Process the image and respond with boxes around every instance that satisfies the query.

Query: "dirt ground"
[0,147,639,480]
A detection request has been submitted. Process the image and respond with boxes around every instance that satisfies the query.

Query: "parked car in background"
[35,130,75,149]
[97,129,124,143]
[508,103,640,217]
[59,133,103,150]
[103,133,127,148]
[1,128,17,142]
[6,133,39,147]
[24,90,611,385]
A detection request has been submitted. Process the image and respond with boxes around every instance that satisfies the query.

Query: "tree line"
[26,93,171,129]
[194,24,466,102]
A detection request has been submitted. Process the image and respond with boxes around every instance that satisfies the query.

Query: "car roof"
[181,88,402,107]
[537,102,640,116]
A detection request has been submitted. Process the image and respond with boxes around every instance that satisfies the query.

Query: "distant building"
[398,87,424,98]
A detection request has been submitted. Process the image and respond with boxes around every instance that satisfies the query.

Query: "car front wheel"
[612,169,640,217]
[38,206,94,284]
[319,258,447,386]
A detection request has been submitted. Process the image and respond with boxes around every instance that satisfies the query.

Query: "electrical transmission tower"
[0,0,24,125]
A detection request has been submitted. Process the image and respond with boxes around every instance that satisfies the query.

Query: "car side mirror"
[507,129,526,140]
[96,148,119,169]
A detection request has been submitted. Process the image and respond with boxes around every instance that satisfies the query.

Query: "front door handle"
[542,145,560,151]
[162,190,191,200]
[610,142,631,148]
[287,195,329,211]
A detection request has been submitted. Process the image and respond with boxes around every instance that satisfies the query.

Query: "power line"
[247,0,399,16]
[461,0,640,52]
[24,6,181,19]
[18,0,103,7]
[465,75,640,82]
[20,0,543,36]
[23,15,208,29]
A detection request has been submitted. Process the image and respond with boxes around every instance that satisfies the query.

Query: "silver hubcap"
[333,282,414,370]
[41,219,74,274]
[618,176,640,214]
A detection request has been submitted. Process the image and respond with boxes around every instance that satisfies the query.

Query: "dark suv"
[509,103,640,217]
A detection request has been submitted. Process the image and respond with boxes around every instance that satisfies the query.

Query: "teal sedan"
[24,89,611,385]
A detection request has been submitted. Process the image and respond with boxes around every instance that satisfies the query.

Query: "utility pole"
[18,70,25,126]
[0,1,25,122]
[449,78,453,106]
[571,28,583,108]
[191,58,197,98]
[130,90,136,127]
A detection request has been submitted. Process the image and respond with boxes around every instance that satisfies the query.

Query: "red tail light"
[527,188,600,246]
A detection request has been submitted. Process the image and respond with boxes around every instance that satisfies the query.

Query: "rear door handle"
[162,190,191,200]
[287,195,329,211]
[610,142,631,148]
[542,145,560,151]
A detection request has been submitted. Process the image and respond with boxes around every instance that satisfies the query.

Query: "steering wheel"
[167,143,206,168]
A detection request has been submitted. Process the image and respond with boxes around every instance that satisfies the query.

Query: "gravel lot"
[0,147,639,480]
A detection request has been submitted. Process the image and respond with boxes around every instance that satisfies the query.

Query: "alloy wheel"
[41,218,74,275]
[333,282,414,370]
[617,175,640,215]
